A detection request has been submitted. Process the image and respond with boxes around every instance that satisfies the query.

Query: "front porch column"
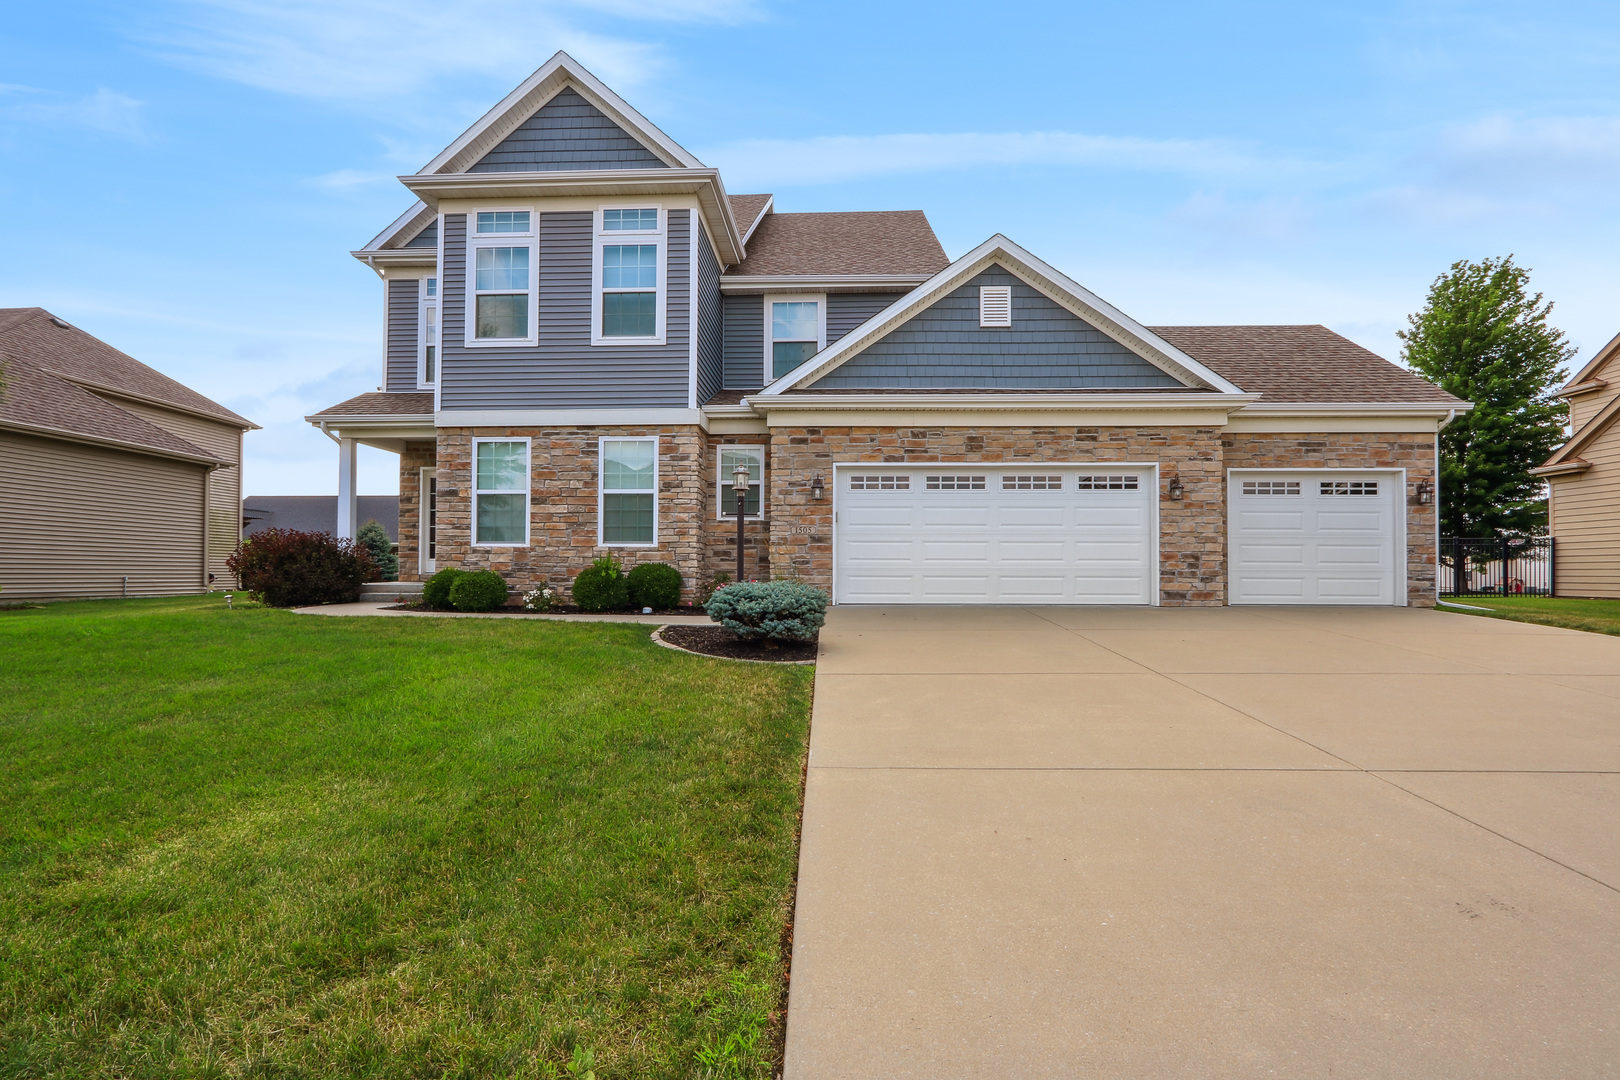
[336,437,358,540]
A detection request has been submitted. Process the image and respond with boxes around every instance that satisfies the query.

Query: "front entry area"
[832,465,1156,605]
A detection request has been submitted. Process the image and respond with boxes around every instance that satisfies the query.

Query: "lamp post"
[733,461,752,583]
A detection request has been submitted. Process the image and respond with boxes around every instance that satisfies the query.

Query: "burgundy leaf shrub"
[226,529,379,607]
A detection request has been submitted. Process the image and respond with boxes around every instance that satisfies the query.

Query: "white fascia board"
[751,392,1258,412]
[419,52,705,176]
[719,273,930,293]
[303,413,435,427]
[1531,459,1591,477]
[361,201,434,252]
[350,249,438,270]
[758,234,1246,396]
[1236,402,1474,415]
[434,408,706,428]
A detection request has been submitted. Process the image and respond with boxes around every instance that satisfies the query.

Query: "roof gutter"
[749,391,1261,413]
[0,418,230,467]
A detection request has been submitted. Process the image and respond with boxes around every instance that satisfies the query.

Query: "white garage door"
[1228,471,1401,605]
[834,467,1156,605]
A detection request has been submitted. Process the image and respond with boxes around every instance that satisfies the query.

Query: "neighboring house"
[243,496,399,541]
[308,52,1469,607]
[1534,331,1620,598]
[0,308,256,600]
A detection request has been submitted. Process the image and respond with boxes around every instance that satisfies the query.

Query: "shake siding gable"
[722,294,763,391]
[439,210,692,410]
[469,87,668,172]
[809,270,1185,389]
[695,221,724,405]
[387,278,421,391]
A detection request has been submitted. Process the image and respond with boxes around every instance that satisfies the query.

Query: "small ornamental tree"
[1399,256,1573,537]
[226,529,378,607]
[356,519,398,581]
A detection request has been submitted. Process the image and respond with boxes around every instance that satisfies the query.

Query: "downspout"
[202,463,220,593]
[1434,409,1455,604]
[318,421,341,444]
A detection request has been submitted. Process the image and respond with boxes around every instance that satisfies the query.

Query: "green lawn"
[1440,594,1620,636]
[0,596,814,1080]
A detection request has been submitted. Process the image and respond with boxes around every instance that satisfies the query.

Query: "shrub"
[626,562,683,610]
[571,556,629,613]
[421,567,466,609]
[356,519,398,581]
[705,580,828,642]
[523,583,558,612]
[449,569,509,612]
[696,572,730,607]
[225,528,378,608]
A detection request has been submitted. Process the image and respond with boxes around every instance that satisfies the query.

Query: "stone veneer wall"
[434,427,707,599]
[396,439,437,581]
[764,426,1228,605]
[1221,432,1439,606]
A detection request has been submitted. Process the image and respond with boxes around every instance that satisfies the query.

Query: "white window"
[979,285,1012,328]
[1322,480,1380,496]
[1003,475,1063,490]
[717,445,765,519]
[466,210,535,345]
[765,293,827,381]
[848,475,909,490]
[594,206,665,344]
[419,280,438,388]
[1242,480,1301,496]
[473,439,529,546]
[1076,475,1139,490]
[600,437,657,545]
[926,475,986,490]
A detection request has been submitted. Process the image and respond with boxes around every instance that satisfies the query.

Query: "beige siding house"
[0,308,257,601]
[1536,331,1620,598]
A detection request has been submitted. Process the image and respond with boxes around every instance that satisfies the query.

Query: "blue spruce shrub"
[704,580,828,642]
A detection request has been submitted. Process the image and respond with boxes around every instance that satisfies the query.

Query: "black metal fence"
[1439,537,1555,597]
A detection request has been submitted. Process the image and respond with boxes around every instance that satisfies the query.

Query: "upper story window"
[594,206,664,345]
[765,294,826,381]
[420,287,438,387]
[467,210,536,345]
[425,277,437,298]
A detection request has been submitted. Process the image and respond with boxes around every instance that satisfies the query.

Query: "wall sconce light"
[1166,476,1184,500]
[1415,479,1433,505]
[811,475,825,500]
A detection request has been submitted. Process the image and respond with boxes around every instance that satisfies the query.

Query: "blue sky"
[5,1,1619,495]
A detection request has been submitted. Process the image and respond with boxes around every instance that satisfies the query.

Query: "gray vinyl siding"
[827,292,902,344]
[404,219,438,248]
[722,294,764,390]
[439,210,691,409]
[470,88,668,172]
[809,270,1185,389]
[695,222,724,405]
[386,278,420,392]
[0,430,206,600]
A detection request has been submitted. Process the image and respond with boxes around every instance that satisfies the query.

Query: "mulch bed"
[386,603,707,617]
[659,624,818,663]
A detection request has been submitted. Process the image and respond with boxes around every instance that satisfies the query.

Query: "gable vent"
[979,286,1012,328]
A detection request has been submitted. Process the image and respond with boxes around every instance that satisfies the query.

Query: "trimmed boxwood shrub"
[225,528,378,608]
[626,562,682,610]
[421,566,465,609]
[572,556,629,613]
[705,580,828,642]
[449,569,509,612]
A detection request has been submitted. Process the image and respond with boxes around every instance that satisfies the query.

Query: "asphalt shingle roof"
[726,210,949,277]
[309,392,436,417]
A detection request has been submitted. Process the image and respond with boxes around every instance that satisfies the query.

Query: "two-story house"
[1534,330,1620,597]
[309,52,1469,607]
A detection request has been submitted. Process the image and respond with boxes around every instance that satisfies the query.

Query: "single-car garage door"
[834,466,1156,604]
[1228,470,1402,605]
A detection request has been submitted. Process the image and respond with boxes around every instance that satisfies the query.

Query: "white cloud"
[699,130,1299,189]
[10,88,148,141]
[309,168,396,191]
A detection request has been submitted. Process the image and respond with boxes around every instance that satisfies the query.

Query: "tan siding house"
[0,308,257,601]
[1536,331,1620,598]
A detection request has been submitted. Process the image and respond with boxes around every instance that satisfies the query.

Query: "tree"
[356,519,399,581]
[1399,255,1572,537]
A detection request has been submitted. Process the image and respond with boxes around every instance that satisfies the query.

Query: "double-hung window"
[473,438,529,546]
[600,437,657,545]
[717,445,764,519]
[469,210,535,344]
[419,277,438,387]
[595,207,663,344]
[765,294,826,381]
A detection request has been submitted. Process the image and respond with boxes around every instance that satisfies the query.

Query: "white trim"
[435,407,704,427]
[759,235,1246,396]
[360,200,433,253]
[979,285,1012,328]
[828,461,1161,607]
[598,435,660,547]
[763,292,827,384]
[463,206,538,348]
[419,467,438,575]
[752,392,1257,412]
[716,444,766,521]
[1225,468,1408,607]
[720,273,928,293]
[592,203,667,346]
[688,221,699,409]
[472,437,531,547]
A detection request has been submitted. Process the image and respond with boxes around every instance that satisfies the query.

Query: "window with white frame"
[473,439,529,545]
[419,280,438,387]
[469,211,534,343]
[596,207,663,342]
[600,437,657,544]
[766,294,825,381]
[718,445,764,518]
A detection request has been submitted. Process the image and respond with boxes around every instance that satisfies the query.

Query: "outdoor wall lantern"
[1166,476,1185,500]
[1416,479,1434,505]
[811,475,825,500]
[733,462,752,582]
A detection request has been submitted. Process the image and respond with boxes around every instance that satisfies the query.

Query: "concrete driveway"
[784,606,1620,1079]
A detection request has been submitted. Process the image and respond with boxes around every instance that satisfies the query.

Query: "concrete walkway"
[785,606,1620,1078]
[291,601,714,625]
